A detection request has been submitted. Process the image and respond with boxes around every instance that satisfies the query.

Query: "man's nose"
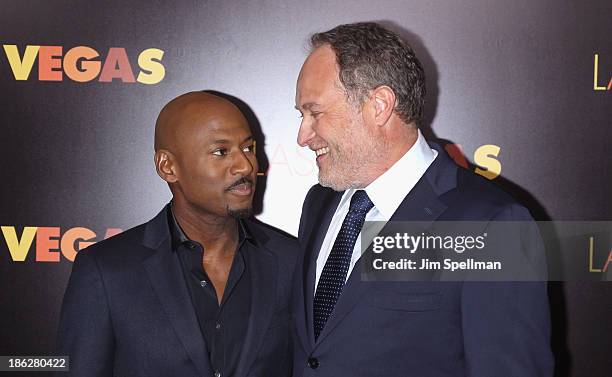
[297,119,315,147]
[231,150,255,176]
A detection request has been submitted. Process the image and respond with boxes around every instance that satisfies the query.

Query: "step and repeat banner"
[1,1,610,376]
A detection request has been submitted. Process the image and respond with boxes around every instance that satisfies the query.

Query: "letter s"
[474,144,501,180]
[137,48,165,84]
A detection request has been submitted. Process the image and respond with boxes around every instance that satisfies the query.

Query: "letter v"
[3,45,40,80]
[1,226,37,262]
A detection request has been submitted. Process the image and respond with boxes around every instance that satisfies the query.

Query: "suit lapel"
[299,188,342,350]
[387,173,448,223]
[234,242,277,377]
[141,207,211,377]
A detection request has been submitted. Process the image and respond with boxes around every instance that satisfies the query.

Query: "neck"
[171,198,238,257]
[360,125,419,187]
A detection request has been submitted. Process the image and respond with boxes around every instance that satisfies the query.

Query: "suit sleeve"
[461,204,554,377]
[56,251,114,377]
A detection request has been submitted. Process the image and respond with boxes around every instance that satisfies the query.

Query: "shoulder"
[245,219,299,261]
[300,184,338,219]
[73,222,151,268]
[442,167,533,221]
[303,184,335,204]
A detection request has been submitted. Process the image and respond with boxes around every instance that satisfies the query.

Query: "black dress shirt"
[169,207,252,377]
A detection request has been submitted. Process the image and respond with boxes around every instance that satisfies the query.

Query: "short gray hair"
[311,22,426,126]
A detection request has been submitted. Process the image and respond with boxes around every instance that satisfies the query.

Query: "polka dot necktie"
[313,190,374,340]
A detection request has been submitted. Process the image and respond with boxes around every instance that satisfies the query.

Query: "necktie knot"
[349,190,374,216]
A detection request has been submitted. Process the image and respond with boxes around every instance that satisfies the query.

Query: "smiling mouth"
[315,146,329,157]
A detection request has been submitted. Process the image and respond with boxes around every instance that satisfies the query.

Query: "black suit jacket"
[292,144,554,377]
[57,205,298,377]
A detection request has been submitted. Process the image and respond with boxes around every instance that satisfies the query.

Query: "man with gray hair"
[292,22,553,376]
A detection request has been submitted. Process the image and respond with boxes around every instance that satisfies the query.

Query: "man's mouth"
[229,183,252,195]
[226,178,254,196]
[314,146,329,157]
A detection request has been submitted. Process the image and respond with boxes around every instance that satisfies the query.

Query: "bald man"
[57,92,297,377]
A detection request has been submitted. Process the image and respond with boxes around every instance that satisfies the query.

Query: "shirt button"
[200,280,207,287]
[215,322,221,330]
[214,371,221,377]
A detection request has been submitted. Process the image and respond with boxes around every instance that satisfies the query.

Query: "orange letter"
[61,227,97,262]
[444,144,469,169]
[99,47,135,83]
[36,227,61,262]
[602,250,612,272]
[104,228,123,239]
[293,145,316,177]
[38,46,63,81]
[268,144,293,176]
[64,46,101,82]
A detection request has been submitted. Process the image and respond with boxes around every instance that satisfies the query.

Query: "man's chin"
[319,171,362,192]
[228,207,254,219]
[319,174,347,192]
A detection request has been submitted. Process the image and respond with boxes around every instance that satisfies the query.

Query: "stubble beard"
[228,206,254,219]
[318,117,384,192]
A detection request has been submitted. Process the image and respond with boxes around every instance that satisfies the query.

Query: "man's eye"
[311,112,322,118]
[212,149,227,156]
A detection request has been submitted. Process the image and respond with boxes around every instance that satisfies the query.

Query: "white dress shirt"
[315,130,438,289]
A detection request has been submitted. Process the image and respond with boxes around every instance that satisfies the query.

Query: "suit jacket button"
[307,357,319,369]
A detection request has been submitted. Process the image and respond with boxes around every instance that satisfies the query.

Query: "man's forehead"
[196,117,252,141]
[156,92,253,152]
[307,44,337,65]
[296,45,342,107]
[301,48,337,80]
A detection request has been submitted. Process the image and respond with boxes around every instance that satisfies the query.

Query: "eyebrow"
[211,135,254,144]
[295,102,319,111]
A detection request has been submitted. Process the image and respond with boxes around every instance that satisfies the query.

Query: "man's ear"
[369,85,396,127]
[154,150,178,183]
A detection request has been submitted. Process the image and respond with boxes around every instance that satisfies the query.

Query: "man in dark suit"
[57,92,297,377]
[292,22,553,376]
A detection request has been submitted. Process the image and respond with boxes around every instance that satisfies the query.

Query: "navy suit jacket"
[292,144,554,377]
[57,205,298,377]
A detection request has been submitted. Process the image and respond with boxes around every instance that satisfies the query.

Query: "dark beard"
[228,207,253,219]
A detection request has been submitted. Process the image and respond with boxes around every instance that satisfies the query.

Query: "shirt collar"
[167,202,254,252]
[343,129,437,220]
